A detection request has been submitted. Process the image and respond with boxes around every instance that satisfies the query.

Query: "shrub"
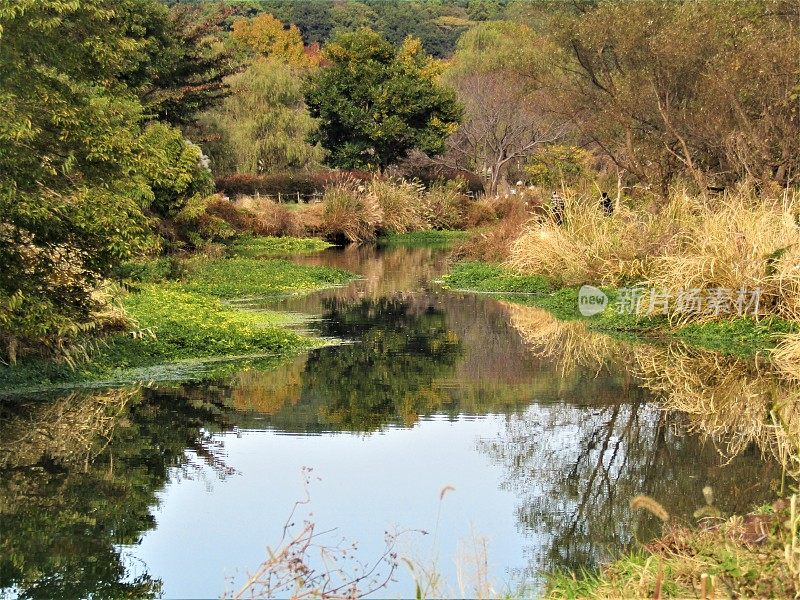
[368,178,427,234]
[320,182,383,243]
[465,198,499,228]
[215,171,374,198]
[137,122,214,217]
[173,195,237,246]
[524,145,592,188]
[456,202,532,263]
[421,180,470,230]
[465,195,532,229]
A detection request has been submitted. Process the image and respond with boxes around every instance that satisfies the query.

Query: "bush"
[421,180,471,230]
[215,171,374,198]
[400,163,485,195]
[137,122,215,217]
[320,182,383,243]
[524,145,592,188]
[465,195,532,229]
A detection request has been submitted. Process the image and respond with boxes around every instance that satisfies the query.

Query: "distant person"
[601,191,614,215]
[551,191,564,225]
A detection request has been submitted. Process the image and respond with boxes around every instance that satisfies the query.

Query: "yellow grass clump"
[507,192,695,286]
[368,178,427,234]
[647,191,800,324]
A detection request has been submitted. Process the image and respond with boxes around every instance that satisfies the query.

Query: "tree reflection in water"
[490,302,783,576]
[0,248,792,597]
[0,388,239,600]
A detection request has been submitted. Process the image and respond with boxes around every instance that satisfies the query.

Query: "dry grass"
[420,180,470,230]
[772,333,800,379]
[647,190,800,324]
[228,196,304,237]
[320,181,383,243]
[507,192,693,286]
[549,504,800,599]
[507,187,800,324]
[368,178,427,234]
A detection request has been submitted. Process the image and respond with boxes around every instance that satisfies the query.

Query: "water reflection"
[503,302,800,478]
[0,388,212,599]
[0,246,789,598]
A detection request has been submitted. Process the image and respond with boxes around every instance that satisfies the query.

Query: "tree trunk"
[7,337,17,365]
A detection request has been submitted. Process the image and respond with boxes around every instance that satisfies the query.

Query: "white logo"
[578,285,608,317]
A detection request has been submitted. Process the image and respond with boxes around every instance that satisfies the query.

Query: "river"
[0,244,780,599]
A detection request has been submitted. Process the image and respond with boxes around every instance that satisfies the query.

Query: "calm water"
[0,245,781,599]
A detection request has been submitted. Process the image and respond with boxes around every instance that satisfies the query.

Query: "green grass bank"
[440,261,797,357]
[0,238,356,391]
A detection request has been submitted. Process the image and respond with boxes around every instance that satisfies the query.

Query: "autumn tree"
[304,29,462,171]
[231,13,310,67]
[442,21,567,195]
[552,0,800,193]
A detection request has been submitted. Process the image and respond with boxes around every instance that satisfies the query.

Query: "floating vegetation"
[228,236,334,258]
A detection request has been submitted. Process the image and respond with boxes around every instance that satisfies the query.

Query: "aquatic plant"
[228,236,333,258]
[178,257,353,298]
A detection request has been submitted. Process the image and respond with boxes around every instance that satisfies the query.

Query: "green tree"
[151,4,236,126]
[198,58,323,175]
[304,29,462,171]
[0,0,156,362]
[369,0,465,58]
[0,0,221,362]
[121,2,236,126]
[330,1,379,35]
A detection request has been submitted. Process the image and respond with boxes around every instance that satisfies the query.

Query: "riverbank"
[0,238,356,391]
[546,495,799,599]
[441,261,798,357]
[441,260,800,598]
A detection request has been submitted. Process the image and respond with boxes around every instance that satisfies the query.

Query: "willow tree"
[198,57,324,175]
